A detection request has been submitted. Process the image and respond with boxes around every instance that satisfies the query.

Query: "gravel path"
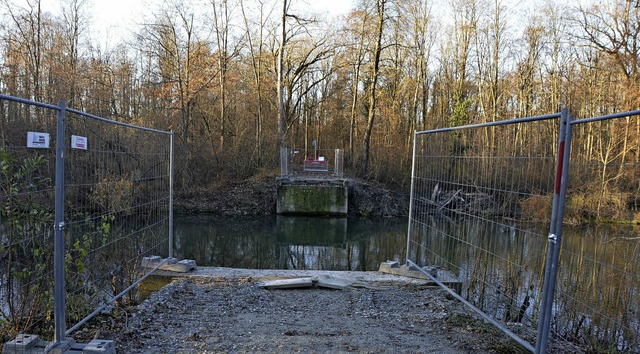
[80,277,528,353]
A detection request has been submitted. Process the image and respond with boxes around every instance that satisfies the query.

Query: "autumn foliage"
[0,0,639,191]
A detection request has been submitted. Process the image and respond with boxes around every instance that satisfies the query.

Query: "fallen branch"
[437,189,462,211]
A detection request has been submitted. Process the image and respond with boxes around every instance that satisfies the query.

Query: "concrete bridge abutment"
[276,177,348,216]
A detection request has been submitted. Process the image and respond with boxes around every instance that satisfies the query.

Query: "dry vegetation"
[0,0,638,196]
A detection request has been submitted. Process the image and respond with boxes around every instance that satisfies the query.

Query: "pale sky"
[23,0,355,48]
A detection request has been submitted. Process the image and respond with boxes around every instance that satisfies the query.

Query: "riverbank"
[175,174,409,218]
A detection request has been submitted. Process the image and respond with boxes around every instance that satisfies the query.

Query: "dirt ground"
[70,269,542,354]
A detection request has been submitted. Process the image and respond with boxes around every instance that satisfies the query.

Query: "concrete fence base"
[3,334,114,354]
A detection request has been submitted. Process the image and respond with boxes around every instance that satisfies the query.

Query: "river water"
[172,215,407,271]
[172,215,640,279]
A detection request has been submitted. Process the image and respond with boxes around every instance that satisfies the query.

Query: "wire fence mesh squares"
[1,95,173,348]
[407,115,564,351]
[1,98,59,344]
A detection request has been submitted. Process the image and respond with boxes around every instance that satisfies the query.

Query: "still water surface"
[172,215,407,271]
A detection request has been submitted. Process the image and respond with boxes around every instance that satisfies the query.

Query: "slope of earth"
[175,175,408,218]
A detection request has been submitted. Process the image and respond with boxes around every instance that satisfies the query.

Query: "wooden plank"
[258,278,314,289]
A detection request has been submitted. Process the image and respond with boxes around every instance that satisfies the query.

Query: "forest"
[1,0,639,190]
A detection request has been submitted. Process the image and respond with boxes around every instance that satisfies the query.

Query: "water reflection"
[409,216,640,352]
[172,215,407,271]
[410,217,548,325]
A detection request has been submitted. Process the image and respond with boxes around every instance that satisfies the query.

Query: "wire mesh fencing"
[554,112,640,353]
[407,110,640,353]
[1,98,59,345]
[0,94,173,351]
[406,113,569,352]
[62,108,173,336]
[280,147,344,177]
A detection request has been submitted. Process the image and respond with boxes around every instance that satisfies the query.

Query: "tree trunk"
[213,0,230,151]
[362,0,386,176]
[240,0,265,163]
[277,0,287,151]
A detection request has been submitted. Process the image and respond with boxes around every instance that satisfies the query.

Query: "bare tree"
[277,0,287,151]
[342,8,371,168]
[60,0,88,105]
[362,0,387,176]
[240,0,275,162]
[542,0,570,112]
[211,0,242,151]
[135,1,220,187]
[475,0,508,122]
[516,20,544,117]
[276,0,333,151]
[450,0,478,126]
[398,0,436,132]
[577,0,640,109]
[1,0,44,101]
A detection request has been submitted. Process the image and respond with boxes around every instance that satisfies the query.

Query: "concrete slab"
[151,266,433,288]
[258,277,314,289]
[142,256,197,273]
[82,339,115,354]
[378,262,462,294]
[316,275,354,290]
[2,334,40,352]
[379,263,432,280]
[254,275,362,290]
[379,260,401,272]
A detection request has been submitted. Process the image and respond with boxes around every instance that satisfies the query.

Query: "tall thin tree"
[362,0,387,176]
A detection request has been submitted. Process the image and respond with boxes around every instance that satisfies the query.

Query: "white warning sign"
[71,135,88,150]
[27,132,50,148]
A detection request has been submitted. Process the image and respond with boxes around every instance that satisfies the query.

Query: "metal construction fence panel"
[62,107,173,336]
[0,94,173,351]
[280,147,344,177]
[407,110,640,353]
[406,113,564,353]
[1,98,59,346]
[555,112,640,353]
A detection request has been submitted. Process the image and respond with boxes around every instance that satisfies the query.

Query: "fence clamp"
[56,221,65,231]
[548,233,557,244]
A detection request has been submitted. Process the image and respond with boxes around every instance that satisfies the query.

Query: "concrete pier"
[276,177,348,216]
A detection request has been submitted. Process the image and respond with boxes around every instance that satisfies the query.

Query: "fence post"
[535,108,573,353]
[169,130,175,259]
[280,147,289,176]
[405,131,418,264]
[53,100,67,345]
[335,149,343,177]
